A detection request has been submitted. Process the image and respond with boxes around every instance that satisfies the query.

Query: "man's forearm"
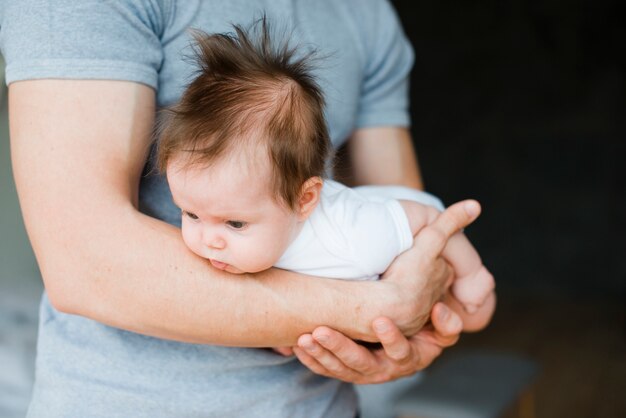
[346,127,424,189]
[41,206,386,346]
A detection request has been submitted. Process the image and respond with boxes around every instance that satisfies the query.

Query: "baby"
[157,22,494,325]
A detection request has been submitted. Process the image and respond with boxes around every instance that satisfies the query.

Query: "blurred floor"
[447,286,626,418]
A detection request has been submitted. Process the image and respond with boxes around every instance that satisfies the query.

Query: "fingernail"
[374,320,388,333]
[465,201,479,217]
[302,341,316,352]
[438,305,450,322]
[450,313,463,331]
[315,334,329,344]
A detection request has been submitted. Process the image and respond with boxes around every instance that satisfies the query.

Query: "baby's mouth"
[209,259,228,271]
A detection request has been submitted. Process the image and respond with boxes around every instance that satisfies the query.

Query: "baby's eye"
[183,211,199,220]
[226,220,247,229]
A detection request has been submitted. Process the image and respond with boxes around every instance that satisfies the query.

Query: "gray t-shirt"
[0,1,414,416]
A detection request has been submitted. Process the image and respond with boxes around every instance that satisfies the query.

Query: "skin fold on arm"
[9,79,469,347]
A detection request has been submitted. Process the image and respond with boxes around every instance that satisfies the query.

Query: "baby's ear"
[297,177,323,221]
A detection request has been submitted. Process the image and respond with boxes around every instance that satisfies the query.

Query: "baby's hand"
[442,289,496,332]
[451,265,495,313]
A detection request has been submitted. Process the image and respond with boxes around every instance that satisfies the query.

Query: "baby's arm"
[399,200,495,313]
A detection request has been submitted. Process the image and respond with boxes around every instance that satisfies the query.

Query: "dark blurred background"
[1,1,624,417]
[391,0,625,416]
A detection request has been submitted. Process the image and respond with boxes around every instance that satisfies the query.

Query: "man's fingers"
[297,334,354,376]
[292,347,333,378]
[415,200,481,260]
[407,303,463,370]
[311,327,377,375]
[408,333,445,370]
[429,302,463,345]
[372,318,412,363]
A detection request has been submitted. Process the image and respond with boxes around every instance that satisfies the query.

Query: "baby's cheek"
[181,228,201,256]
[241,245,278,273]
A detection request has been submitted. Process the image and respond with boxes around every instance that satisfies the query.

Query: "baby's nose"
[204,230,226,249]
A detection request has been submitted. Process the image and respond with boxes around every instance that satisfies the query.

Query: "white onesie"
[275,180,444,280]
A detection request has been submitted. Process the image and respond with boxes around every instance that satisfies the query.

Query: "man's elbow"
[41,267,90,315]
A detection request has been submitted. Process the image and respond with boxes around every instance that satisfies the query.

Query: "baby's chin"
[226,262,274,275]
[208,258,246,274]
[224,265,246,274]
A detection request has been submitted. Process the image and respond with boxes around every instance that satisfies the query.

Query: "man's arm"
[400,199,495,314]
[9,79,408,346]
[339,126,424,189]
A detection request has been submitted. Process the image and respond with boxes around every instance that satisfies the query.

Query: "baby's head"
[157,19,331,274]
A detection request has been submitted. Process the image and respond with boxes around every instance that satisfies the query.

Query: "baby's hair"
[157,16,331,210]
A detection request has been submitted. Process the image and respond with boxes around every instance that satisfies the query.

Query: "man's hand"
[291,302,462,384]
[378,200,481,337]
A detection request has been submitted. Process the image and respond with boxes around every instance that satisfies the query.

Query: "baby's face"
[167,153,302,274]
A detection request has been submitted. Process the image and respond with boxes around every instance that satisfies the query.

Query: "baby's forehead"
[169,154,282,208]
[170,135,268,172]
[186,149,273,192]
[215,143,272,178]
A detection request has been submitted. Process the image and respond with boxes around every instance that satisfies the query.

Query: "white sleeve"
[334,196,414,277]
[354,184,445,212]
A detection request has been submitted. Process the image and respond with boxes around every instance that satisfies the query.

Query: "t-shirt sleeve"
[0,0,167,89]
[355,0,414,129]
[334,194,414,277]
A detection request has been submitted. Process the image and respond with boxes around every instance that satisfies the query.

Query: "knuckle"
[325,362,345,374]
[422,226,447,247]
[343,353,365,369]
[388,346,411,362]
[324,338,341,352]
[357,362,376,376]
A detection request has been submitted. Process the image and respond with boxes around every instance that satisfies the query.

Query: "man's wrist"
[379,255,450,337]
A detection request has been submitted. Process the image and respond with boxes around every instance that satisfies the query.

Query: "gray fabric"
[0,1,414,416]
[394,351,538,418]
